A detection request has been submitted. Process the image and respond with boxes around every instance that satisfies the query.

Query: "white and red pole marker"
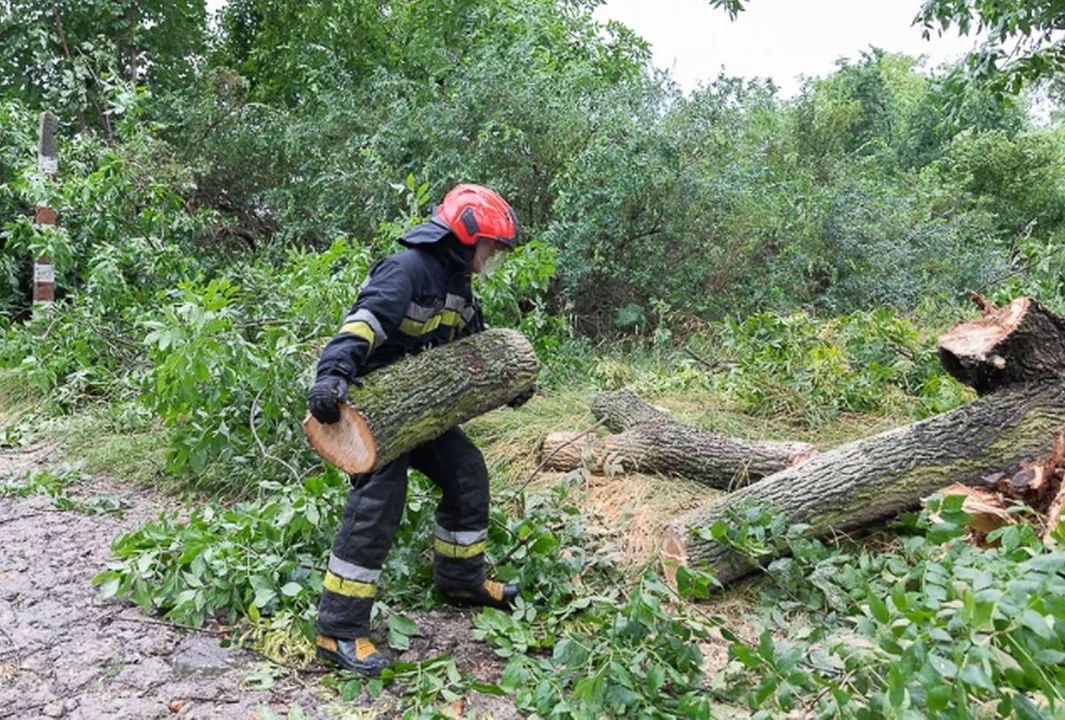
[33,111,59,312]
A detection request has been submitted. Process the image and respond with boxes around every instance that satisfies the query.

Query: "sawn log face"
[938,297,1065,395]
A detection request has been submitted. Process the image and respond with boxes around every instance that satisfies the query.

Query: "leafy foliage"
[0,466,130,516]
[0,1,207,136]
[4,2,1065,716]
[705,497,1065,718]
[918,0,1065,95]
[703,306,967,423]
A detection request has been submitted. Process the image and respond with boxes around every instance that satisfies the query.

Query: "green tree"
[0,0,207,136]
[918,0,1065,93]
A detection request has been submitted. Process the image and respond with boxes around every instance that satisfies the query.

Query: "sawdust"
[531,470,718,570]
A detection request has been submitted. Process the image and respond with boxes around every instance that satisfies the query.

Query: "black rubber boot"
[316,635,391,677]
[441,579,520,610]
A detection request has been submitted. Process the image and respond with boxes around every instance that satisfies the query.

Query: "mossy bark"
[542,417,816,490]
[304,329,539,474]
[589,390,816,487]
[663,297,1065,585]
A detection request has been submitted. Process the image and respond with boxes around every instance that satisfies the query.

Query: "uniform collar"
[399,220,475,274]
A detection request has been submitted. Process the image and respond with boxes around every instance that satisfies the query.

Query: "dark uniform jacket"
[316,220,484,382]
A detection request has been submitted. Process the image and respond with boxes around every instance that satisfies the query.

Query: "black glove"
[507,385,535,409]
[308,375,350,424]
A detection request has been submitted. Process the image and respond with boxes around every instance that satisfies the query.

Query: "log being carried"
[305,328,538,474]
[663,296,1065,584]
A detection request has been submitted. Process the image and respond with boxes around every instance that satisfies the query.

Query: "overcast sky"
[595,0,977,96]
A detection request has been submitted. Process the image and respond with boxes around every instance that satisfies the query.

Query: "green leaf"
[1018,609,1053,640]
[647,664,665,692]
[253,587,277,608]
[926,684,951,710]
[959,663,993,691]
[341,679,363,701]
[388,613,420,637]
[929,654,958,678]
[280,582,302,597]
[467,682,507,697]
[868,593,891,624]
[1012,694,1049,720]
[1033,649,1065,664]
[94,572,121,598]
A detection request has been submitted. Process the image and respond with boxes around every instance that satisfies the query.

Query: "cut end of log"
[660,522,689,585]
[302,404,377,475]
[938,297,1029,362]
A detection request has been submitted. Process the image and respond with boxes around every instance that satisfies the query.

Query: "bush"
[709,496,1065,718]
[701,306,964,424]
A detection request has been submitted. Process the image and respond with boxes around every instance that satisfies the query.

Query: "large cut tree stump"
[304,329,538,474]
[663,297,1065,584]
[543,391,816,489]
[938,295,1065,395]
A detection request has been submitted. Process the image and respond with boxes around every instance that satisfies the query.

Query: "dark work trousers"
[316,427,490,639]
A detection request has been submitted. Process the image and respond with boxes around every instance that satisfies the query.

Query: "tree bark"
[304,329,538,474]
[663,297,1065,584]
[591,389,671,432]
[577,390,815,488]
[541,425,816,489]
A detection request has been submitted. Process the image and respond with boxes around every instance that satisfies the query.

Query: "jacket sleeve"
[316,256,415,381]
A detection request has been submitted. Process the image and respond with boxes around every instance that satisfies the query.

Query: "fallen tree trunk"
[578,390,817,488]
[541,423,816,489]
[304,329,539,474]
[591,390,672,432]
[663,297,1065,584]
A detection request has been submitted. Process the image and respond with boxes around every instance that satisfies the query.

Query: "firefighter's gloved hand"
[308,376,350,424]
[507,385,535,409]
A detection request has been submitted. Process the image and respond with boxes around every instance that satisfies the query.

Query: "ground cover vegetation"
[2,0,1065,717]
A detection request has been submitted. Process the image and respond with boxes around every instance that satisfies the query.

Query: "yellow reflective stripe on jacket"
[338,321,376,349]
[433,538,487,559]
[323,571,377,598]
[398,309,467,337]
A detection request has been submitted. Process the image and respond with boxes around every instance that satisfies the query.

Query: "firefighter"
[306,184,532,676]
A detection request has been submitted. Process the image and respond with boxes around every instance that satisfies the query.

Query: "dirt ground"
[0,447,516,720]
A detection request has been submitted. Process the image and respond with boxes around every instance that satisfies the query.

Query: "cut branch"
[553,390,818,489]
[304,329,538,474]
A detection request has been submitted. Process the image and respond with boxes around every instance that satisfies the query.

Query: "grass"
[0,335,953,578]
[0,368,37,431]
[0,380,167,487]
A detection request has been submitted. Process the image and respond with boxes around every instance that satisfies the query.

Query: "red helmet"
[434,184,519,249]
